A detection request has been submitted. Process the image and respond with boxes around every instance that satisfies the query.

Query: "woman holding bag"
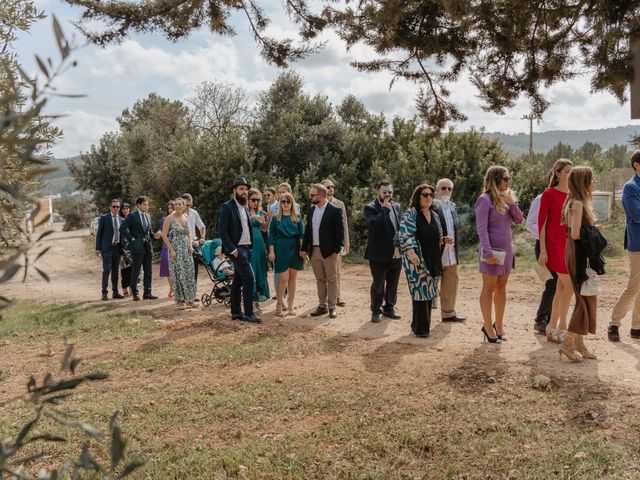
[475,166,524,343]
[399,184,453,338]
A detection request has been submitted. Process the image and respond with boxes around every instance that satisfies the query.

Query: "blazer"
[622,174,640,252]
[330,197,350,248]
[301,202,344,258]
[120,210,152,253]
[218,198,254,255]
[95,213,122,253]
[580,225,607,275]
[363,198,403,262]
[434,199,459,262]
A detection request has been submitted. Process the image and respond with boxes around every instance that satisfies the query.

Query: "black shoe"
[630,328,640,339]
[329,309,337,319]
[143,295,158,300]
[193,298,200,303]
[493,323,506,341]
[608,325,620,342]
[415,333,430,338]
[534,318,548,335]
[133,295,141,301]
[113,292,124,299]
[481,326,500,343]
[101,294,108,301]
[371,313,381,323]
[442,315,466,323]
[231,314,243,321]
[243,315,262,324]
[382,310,401,320]
[337,300,346,307]
[310,306,328,317]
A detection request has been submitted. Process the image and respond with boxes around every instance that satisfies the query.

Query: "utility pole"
[522,114,534,163]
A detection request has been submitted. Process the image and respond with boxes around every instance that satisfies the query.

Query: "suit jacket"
[433,199,460,262]
[363,198,402,262]
[302,202,344,258]
[623,174,640,251]
[330,197,350,248]
[120,210,152,254]
[95,213,122,253]
[218,198,254,255]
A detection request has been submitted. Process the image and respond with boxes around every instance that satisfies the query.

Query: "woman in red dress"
[538,159,573,343]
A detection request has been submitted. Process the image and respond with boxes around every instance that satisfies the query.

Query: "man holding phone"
[364,181,404,323]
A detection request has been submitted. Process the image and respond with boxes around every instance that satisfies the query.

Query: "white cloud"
[50,110,118,157]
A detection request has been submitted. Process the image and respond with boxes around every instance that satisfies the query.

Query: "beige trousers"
[336,253,343,303]
[312,248,339,309]
[611,251,640,330]
[440,264,459,319]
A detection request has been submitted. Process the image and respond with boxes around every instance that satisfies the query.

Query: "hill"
[484,124,640,156]
[38,156,80,195]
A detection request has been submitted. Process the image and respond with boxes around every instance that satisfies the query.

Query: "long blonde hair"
[548,158,573,188]
[483,165,509,214]
[276,192,299,223]
[562,166,595,226]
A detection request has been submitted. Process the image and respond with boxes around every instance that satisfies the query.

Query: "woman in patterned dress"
[248,188,270,315]
[399,184,453,338]
[475,166,524,343]
[161,197,197,309]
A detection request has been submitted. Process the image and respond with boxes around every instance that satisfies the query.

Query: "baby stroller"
[197,238,234,308]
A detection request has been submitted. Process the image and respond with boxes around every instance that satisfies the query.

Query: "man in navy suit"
[364,181,403,323]
[218,177,260,323]
[95,199,124,301]
[120,196,158,301]
[300,183,344,319]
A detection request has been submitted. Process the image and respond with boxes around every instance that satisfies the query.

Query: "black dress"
[412,210,442,336]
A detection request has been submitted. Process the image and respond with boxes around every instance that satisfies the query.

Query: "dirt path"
[5,229,640,390]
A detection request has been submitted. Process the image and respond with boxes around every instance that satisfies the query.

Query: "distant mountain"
[484,125,640,156]
[39,155,80,195]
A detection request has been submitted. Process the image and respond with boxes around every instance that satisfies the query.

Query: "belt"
[112,242,120,246]
[238,245,251,248]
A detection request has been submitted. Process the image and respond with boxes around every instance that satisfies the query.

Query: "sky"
[15,0,640,158]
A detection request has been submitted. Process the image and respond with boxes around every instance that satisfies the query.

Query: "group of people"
[95,150,640,355]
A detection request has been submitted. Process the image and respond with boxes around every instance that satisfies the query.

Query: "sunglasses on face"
[250,198,259,202]
[421,192,435,198]
[502,176,511,181]
[326,185,334,190]
[111,205,120,209]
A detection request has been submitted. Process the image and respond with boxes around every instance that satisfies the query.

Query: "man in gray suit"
[322,178,349,307]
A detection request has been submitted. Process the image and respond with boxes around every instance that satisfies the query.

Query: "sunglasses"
[111,205,120,209]
[502,176,511,181]
[440,186,452,191]
[281,200,292,204]
[326,185,334,190]
[249,198,259,202]
[421,192,435,198]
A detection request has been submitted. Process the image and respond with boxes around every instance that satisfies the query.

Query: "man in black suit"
[364,181,403,323]
[301,183,344,319]
[120,196,158,301]
[218,177,260,323]
[95,198,124,301]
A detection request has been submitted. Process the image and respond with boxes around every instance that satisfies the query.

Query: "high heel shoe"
[493,323,506,341]
[481,326,500,343]
[546,325,556,342]
[558,332,582,363]
[573,335,597,359]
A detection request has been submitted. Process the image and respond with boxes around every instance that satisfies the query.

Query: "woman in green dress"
[268,192,305,317]
[248,188,270,315]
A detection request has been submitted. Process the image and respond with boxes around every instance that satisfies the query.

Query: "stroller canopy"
[201,238,223,267]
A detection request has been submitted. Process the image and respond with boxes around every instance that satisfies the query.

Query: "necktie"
[113,215,119,243]
[141,212,148,233]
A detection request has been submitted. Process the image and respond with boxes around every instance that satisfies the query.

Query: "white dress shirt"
[235,199,251,246]
[526,194,542,239]
[312,201,328,246]
[186,208,205,239]
[438,200,457,267]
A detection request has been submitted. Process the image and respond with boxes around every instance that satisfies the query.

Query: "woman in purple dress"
[475,166,523,343]
[157,201,175,298]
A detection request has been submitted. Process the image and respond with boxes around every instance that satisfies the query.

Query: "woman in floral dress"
[161,198,197,309]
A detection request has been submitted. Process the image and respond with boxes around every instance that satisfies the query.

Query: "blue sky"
[16,0,640,157]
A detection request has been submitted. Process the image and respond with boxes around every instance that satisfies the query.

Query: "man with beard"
[301,183,344,319]
[218,177,260,323]
[364,181,403,323]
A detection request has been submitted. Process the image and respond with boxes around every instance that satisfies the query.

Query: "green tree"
[544,142,574,168]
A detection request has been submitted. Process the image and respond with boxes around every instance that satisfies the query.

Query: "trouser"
[192,243,201,286]
[101,247,121,295]
[368,259,402,314]
[534,240,558,323]
[440,264,459,319]
[131,243,152,297]
[412,299,433,335]
[611,251,640,330]
[229,246,254,316]
[311,248,339,309]
[336,253,343,303]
